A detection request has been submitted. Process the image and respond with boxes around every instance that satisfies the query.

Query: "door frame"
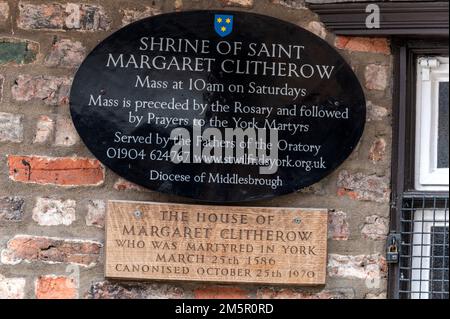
[389,39,449,299]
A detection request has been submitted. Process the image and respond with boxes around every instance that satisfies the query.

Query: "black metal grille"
[399,194,449,299]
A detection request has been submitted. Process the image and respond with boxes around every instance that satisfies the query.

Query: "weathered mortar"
[0,0,392,299]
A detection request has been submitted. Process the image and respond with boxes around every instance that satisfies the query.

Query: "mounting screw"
[294,217,302,224]
[134,210,142,219]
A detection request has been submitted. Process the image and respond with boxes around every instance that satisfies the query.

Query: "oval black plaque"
[70,11,366,203]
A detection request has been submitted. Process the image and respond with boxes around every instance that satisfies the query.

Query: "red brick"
[32,197,76,226]
[54,117,80,146]
[44,39,85,68]
[368,138,387,162]
[257,288,354,299]
[365,64,389,91]
[11,75,71,106]
[337,170,390,203]
[18,3,111,31]
[0,112,23,143]
[367,101,389,122]
[335,36,390,55]
[1,235,102,267]
[33,115,54,144]
[174,0,183,11]
[113,178,136,191]
[86,200,105,228]
[270,0,305,10]
[0,196,25,221]
[8,155,105,187]
[121,7,162,26]
[361,215,389,241]
[0,74,4,102]
[0,274,26,299]
[305,21,327,39]
[328,211,349,241]
[113,177,151,192]
[337,189,359,200]
[328,254,388,280]
[35,276,77,299]
[0,2,9,28]
[194,286,250,299]
[219,0,254,8]
[86,281,185,299]
[365,292,387,299]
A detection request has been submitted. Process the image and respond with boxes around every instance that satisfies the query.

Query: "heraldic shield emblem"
[214,14,234,37]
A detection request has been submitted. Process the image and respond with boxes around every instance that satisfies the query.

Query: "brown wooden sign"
[105,201,328,285]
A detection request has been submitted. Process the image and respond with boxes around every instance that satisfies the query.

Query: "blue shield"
[214,14,234,37]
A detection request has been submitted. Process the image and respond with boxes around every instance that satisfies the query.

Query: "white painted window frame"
[415,57,449,191]
[411,210,449,299]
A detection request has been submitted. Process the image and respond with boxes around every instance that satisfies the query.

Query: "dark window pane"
[430,226,449,299]
[438,82,449,168]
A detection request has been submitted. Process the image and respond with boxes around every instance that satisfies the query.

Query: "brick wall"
[0,0,392,299]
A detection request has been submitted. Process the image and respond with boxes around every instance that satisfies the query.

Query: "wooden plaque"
[105,201,328,285]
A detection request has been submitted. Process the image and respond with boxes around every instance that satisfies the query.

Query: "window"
[411,209,449,299]
[415,57,449,191]
[405,56,450,299]
[391,40,449,300]
[407,56,449,299]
